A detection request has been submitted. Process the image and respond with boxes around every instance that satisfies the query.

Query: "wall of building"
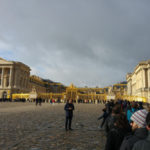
[0,58,67,99]
[29,75,46,93]
[0,58,30,99]
[126,60,150,103]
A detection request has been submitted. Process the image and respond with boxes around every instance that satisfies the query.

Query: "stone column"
[14,69,17,88]
[0,68,2,87]
[148,68,150,89]
[9,67,12,88]
[1,67,4,88]
[142,69,146,88]
[148,68,150,103]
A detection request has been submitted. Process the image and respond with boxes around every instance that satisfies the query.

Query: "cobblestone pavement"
[0,103,106,150]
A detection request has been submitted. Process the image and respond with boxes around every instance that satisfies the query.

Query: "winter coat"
[132,131,150,150]
[98,111,108,120]
[64,103,74,117]
[105,115,116,133]
[105,127,129,150]
[127,108,137,123]
[120,128,148,150]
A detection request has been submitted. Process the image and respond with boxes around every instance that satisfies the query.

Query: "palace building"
[126,60,150,103]
[0,57,134,102]
[0,57,66,99]
[0,57,128,101]
[0,57,30,99]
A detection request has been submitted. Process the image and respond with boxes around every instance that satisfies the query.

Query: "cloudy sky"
[0,0,150,87]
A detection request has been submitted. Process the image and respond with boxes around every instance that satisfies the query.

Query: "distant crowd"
[98,100,150,150]
[0,97,123,104]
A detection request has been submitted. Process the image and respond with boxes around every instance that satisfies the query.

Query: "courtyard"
[0,103,106,150]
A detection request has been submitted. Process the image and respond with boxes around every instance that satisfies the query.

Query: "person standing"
[98,108,108,129]
[105,113,131,150]
[105,104,122,134]
[127,102,138,123]
[35,98,38,106]
[64,99,75,131]
[132,112,150,150]
[39,97,42,106]
[120,109,148,150]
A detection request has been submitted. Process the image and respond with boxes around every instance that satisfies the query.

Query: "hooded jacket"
[132,130,150,150]
[120,128,148,150]
[105,127,130,150]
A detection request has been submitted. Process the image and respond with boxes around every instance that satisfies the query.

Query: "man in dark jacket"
[64,99,74,131]
[132,112,150,150]
[120,109,148,150]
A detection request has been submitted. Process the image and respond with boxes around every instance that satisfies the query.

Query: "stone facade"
[0,58,66,99]
[29,75,46,93]
[0,57,30,99]
[126,60,150,103]
[0,57,128,101]
[106,82,127,100]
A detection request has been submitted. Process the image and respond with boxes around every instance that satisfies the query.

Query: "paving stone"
[0,103,106,150]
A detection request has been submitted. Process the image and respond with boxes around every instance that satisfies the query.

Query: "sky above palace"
[0,0,150,87]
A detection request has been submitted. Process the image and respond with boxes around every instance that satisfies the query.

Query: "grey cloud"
[0,0,150,87]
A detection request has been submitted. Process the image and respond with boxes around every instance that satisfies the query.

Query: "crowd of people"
[98,100,150,150]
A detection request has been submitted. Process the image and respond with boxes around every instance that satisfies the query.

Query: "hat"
[131,109,148,128]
